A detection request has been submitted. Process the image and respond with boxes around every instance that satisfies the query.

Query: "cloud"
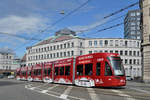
[0,15,47,34]
[69,18,108,33]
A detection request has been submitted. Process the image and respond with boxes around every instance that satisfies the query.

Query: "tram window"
[34,70,36,75]
[60,67,64,75]
[28,71,31,75]
[105,62,112,76]
[96,62,101,76]
[55,67,59,76]
[65,66,70,75]
[44,69,47,75]
[77,64,83,75]
[17,72,20,75]
[85,63,93,75]
[48,68,51,75]
[37,69,41,75]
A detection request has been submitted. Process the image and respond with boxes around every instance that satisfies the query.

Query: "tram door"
[103,61,113,86]
[94,58,104,86]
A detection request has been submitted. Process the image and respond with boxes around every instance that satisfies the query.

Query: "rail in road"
[25,82,150,100]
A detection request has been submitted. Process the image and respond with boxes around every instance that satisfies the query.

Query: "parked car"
[8,75,15,79]
[126,76,132,81]
[0,74,4,79]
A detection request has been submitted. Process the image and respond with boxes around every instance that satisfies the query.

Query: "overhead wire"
[0,32,42,41]
[78,1,139,33]
[13,0,91,51]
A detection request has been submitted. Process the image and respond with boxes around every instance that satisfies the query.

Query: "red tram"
[20,66,28,80]
[16,53,126,87]
[16,68,21,80]
[32,64,43,82]
[43,62,53,83]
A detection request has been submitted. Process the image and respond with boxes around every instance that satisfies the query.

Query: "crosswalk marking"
[87,88,99,100]
[59,86,73,99]
[41,85,58,93]
[111,90,136,100]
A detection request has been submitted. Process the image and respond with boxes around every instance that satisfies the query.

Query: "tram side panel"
[53,58,74,84]
[43,62,53,83]
[20,66,28,81]
[32,64,43,82]
[27,66,33,81]
[75,54,95,87]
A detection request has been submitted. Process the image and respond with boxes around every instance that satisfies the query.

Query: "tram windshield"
[107,56,125,76]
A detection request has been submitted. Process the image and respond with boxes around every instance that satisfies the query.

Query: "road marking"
[59,86,73,99]
[87,88,99,100]
[29,83,49,90]
[127,87,150,94]
[111,90,136,100]
[41,85,58,93]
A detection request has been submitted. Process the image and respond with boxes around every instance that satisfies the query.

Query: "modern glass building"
[124,9,141,40]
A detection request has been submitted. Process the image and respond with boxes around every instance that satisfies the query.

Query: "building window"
[72,42,74,47]
[80,42,82,47]
[115,40,119,46]
[57,52,59,57]
[125,41,128,47]
[120,51,123,55]
[110,50,113,53]
[129,51,132,56]
[125,59,128,64]
[105,50,108,53]
[99,40,103,46]
[104,40,108,46]
[64,52,66,57]
[80,50,83,55]
[53,45,56,50]
[134,59,136,64]
[60,44,63,49]
[50,46,52,51]
[71,51,74,56]
[44,47,46,51]
[115,50,118,54]
[125,51,128,55]
[137,51,139,56]
[129,59,132,64]
[60,52,62,57]
[53,53,56,58]
[57,45,59,50]
[133,51,136,56]
[64,44,66,48]
[94,50,97,53]
[67,51,70,56]
[47,54,49,59]
[89,51,92,54]
[109,40,113,46]
[89,41,92,46]
[94,41,97,46]
[68,43,70,48]
[130,12,135,16]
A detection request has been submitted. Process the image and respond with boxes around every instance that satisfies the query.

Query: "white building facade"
[26,29,141,79]
[0,52,20,70]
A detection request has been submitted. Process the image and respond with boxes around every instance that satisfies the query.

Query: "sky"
[0,0,139,58]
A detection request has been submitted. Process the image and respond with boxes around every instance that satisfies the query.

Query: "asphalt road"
[0,79,150,100]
